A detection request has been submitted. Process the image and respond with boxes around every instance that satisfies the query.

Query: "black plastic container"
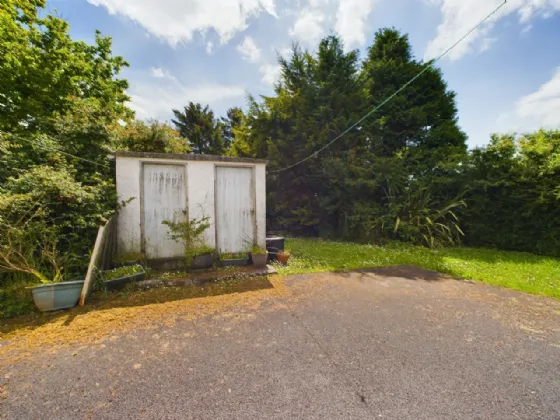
[266,236,285,261]
[103,265,146,291]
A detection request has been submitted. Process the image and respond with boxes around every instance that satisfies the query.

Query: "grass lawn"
[276,238,560,299]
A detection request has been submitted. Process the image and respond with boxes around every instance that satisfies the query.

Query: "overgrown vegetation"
[1,1,559,318]
[460,131,560,255]
[276,239,560,299]
[0,1,187,316]
[220,253,249,260]
[99,265,144,281]
[162,215,214,268]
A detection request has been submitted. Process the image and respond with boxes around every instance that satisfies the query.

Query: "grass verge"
[275,238,560,299]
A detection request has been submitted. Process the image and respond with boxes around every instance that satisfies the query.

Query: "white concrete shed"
[115,152,267,266]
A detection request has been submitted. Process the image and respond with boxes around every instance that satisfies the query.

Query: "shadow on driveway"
[338,265,453,281]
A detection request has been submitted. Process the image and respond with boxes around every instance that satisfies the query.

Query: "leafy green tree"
[220,107,244,152]
[172,102,225,154]
[361,28,467,171]
[115,120,191,154]
[0,100,121,285]
[233,31,469,240]
[234,37,367,235]
[0,0,130,133]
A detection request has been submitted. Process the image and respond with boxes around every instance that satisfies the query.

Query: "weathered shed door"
[215,166,255,253]
[142,164,187,259]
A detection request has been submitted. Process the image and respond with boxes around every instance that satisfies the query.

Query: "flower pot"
[31,280,84,312]
[220,258,249,267]
[277,253,290,265]
[191,253,215,270]
[251,252,268,268]
[104,266,146,291]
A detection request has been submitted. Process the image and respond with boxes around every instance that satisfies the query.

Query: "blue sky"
[47,0,560,148]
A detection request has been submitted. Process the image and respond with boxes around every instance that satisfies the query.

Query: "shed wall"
[115,156,266,260]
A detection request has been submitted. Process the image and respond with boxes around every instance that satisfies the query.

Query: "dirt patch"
[0,276,291,367]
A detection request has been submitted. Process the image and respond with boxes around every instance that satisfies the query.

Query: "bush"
[368,184,465,248]
[461,131,560,256]
[0,283,36,319]
[0,164,117,283]
[162,215,212,268]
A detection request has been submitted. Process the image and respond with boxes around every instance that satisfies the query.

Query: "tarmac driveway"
[1,267,559,419]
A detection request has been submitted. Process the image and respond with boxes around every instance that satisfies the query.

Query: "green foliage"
[162,215,212,267]
[371,185,466,248]
[0,163,117,283]
[233,37,367,235]
[0,2,128,292]
[4,165,116,254]
[0,1,132,314]
[460,130,560,256]
[0,281,36,319]
[115,119,191,154]
[0,0,131,133]
[229,29,559,260]
[220,107,244,152]
[0,195,64,284]
[249,246,267,255]
[114,252,146,265]
[220,252,248,260]
[172,102,226,154]
[361,29,467,163]
[232,31,466,240]
[100,265,144,281]
[277,239,560,299]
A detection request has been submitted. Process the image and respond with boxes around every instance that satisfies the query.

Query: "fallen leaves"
[0,276,296,367]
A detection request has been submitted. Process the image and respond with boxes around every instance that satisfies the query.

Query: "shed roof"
[115,151,267,164]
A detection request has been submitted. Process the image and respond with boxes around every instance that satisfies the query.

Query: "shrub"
[371,185,466,248]
[0,164,117,282]
[162,214,213,268]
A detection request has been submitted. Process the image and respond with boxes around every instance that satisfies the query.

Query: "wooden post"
[79,221,107,307]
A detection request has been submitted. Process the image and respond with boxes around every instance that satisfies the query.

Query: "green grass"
[275,238,560,299]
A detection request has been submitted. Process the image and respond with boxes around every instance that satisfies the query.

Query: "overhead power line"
[0,131,111,169]
[269,0,508,174]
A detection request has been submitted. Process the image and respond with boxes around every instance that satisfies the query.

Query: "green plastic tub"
[31,280,84,312]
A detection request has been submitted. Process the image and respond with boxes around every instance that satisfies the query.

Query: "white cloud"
[289,7,327,46]
[288,0,375,50]
[259,63,282,85]
[424,0,560,61]
[236,36,261,63]
[515,67,560,128]
[496,67,560,133]
[150,67,175,80]
[129,76,246,120]
[278,45,293,58]
[87,0,277,46]
[206,41,214,55]
[334,0,375,50]
[479,37,497,53]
